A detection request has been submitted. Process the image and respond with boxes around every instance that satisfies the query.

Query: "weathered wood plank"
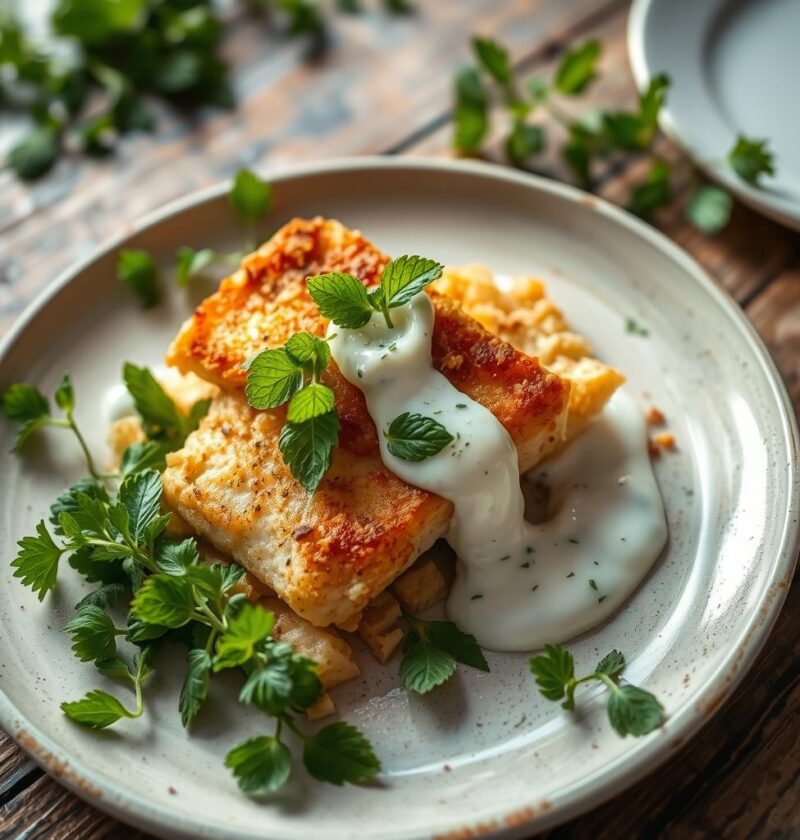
[0,731,40,804]
[0,774,149,839]
[0,0,618,334]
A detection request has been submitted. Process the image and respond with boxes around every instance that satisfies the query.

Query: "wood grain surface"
[1,1,799,838]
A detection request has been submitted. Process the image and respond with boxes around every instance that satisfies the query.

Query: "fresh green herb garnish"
[118,249,161,309]
[384,412,454,462]
[175,247,216,286]
[308,254,443,330]
[529,644,665,737]
[1,374,104,478]
[453,36,776,234]
[400,615,489,694]
[727,136,775,186]
[625,318,649,337]
[245,332,338,494]
[229,168,274,248]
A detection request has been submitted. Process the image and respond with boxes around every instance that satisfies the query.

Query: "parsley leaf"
[453,67,489,153]
[61,689,138,729]
[379,255,444,309]
[119,469,162,542]
[685,185,732,234]
[65,605,120,662]
[179,649,212,727]
[384,412,453,461]
[8,126,60,180]
[1,383,51,450]
[400,640,456,693]
[727,136,775,185]
[225,735,292,795]
[303,721,381,785]
[238,642,321,715]
[529,644,665,736]
[229,168,273,225]
[472,36,512,86]
[244,349,303,410]
[425,621,489,671]
[554,40,601,95]
[306,272,374,329]
[175,247,215,286]
[284,332,331,367]
[11,521,64,601]
[131,574,196,628]
[607,685,665,737]
[278,410,340,494]
[506,121,546,166]
[628,159,671,217]
[118,249,161,308]
[213,602,275,671]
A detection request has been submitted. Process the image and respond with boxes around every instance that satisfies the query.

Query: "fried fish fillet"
[163,218,571,626]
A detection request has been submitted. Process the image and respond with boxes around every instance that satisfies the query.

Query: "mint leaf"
[225,735,292,795]
[472,36,511,86]
[307,272,374,329]
[628,159,671,217]
[118,469,162,542]
[425,621,489,671]
[229,168,273,224]
[239,646,321,715]
[54,374,75,412]
[384,412,453,462]
[2,382,52,450]
[728,136,775,185]
[685,185,732,234]
[244,349,303,410]
[380,255,443,308]
[179,649,212,726]
[50,479,109,535]
[400,639,456,694]
[303,721,380,785]
[75,582,129,611]
[278,410,339,494]
[287,383,335,423]
[213,602,275,671]
[529,644,575,702]
[595,649,625,676]
[95,656,131,680]
[175,247,215,286]
[607,684,664,737]
[131,574,195,628]
[118,249,160,308]
[61,689,135,729]
[284,332,331,368]
[8,126,60,180]
[12,521,63,600]
[554,40,601,95]
[65,605,119,662]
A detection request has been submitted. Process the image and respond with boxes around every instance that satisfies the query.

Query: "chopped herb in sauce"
[588,579,598,591]
[566,572,575,578]
[470,594,484,601]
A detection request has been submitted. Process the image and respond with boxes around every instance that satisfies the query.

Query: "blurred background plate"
[0,158,798,839]
[628,0,800,230]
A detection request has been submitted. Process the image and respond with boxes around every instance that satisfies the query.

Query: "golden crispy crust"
[168,217,569,463]
[163,218,571,626]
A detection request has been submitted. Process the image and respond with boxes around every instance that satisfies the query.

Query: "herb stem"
[53,412,103,480]
[380,298,394,330]
[192,597,226,634]
[544,100,574,129]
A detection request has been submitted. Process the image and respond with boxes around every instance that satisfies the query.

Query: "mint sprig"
[400,614,489,694]
[307,254,443,330]
[529,645,665,737]
[384,412,454,462]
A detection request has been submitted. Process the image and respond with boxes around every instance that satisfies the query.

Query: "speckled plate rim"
[0,156,797,839]
[627,0,800,232]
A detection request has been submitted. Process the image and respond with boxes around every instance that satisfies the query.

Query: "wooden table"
[1,1,799,837]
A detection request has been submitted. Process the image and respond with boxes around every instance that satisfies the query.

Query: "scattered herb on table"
[245,254,444,493]
[529,644,665,737]
[454,36,776,234]
[2,372,380,794]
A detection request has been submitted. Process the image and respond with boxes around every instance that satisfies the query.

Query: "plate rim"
[627,0,800,232]
[0,155,798,839]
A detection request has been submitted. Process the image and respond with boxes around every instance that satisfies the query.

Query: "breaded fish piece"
[163,218,571,626]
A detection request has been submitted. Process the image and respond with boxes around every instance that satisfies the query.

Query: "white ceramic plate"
[0,158,798,839]
[628,0,800,230]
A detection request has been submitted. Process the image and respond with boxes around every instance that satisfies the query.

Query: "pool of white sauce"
[329,293,667,652]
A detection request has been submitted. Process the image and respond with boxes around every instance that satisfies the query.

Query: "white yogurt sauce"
[329,293,667,652]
